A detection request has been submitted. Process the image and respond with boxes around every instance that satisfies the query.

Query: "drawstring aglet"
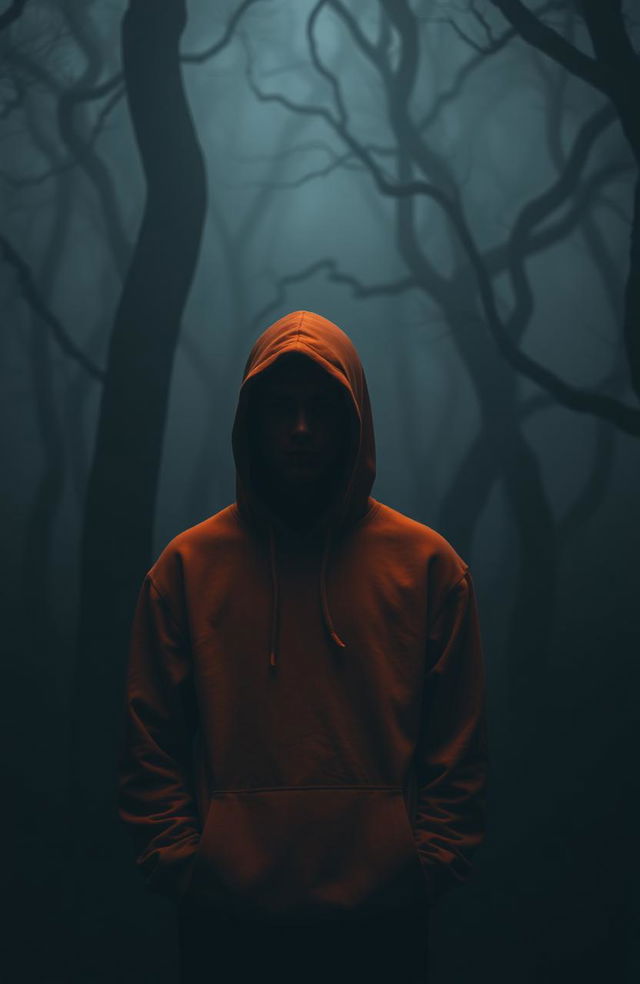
[329,630,347,649]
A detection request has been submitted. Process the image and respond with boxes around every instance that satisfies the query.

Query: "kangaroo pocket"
[187,785,427,922]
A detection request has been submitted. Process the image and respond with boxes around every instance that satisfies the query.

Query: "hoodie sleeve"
[414,569,489,906]
[116,572,201,902]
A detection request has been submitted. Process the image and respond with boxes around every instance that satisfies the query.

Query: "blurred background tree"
[1,1,638,981]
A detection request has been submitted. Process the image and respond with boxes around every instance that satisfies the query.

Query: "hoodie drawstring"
[267,523,346,668]
[268,525,280,668]
[319,526,348,652]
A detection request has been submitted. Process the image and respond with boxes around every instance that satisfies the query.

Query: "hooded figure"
[117,311,488,974]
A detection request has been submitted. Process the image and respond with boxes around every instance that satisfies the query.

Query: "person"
[116,309,489,983]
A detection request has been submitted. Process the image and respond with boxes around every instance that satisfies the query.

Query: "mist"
[1,1,638,982]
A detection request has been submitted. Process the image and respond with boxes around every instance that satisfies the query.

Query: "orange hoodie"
[117,310,489,926]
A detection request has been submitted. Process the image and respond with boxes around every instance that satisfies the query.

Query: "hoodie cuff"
[142,835,200,902]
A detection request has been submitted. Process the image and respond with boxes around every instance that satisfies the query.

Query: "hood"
[231,309,376,669]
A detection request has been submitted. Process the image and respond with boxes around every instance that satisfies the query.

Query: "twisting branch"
[306,0,348,125]
[489,0,605,91]
[503,103,618,334]
[0,0,28,32]
[0,79,124,186]
[490,0,640,403]
[230,147,365,188]
[250,258,417,336]
[244,38,447,197]
[181,0,270,63]
[2,0,267,195]
[244,3,640,434]
[0,234,105,380]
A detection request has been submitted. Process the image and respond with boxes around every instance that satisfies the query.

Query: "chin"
[281,469,322,486]
[284,472,318,485]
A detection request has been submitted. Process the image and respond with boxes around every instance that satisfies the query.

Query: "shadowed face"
[249,353,350,496]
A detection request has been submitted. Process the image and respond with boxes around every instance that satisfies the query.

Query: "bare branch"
[0,79,124,187]
[416,7,551,134]
[181,0,269,64]
[0,234,105,380]
[3,0,267,192]
[489,0,606,91]
[490,0,640,401]
[327,2,640,432]
[443,0,568,55]
[503,103,618,333]
[228,147,365,188]
[306,0,348,125]
[0,0,27,33]
[250,257,417,335]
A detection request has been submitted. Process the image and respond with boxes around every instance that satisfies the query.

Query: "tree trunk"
[69,0,206,838]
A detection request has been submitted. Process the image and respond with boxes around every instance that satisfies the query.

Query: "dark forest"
[1,1,638,982]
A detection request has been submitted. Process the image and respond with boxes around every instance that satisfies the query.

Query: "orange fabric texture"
[117,310,489,926]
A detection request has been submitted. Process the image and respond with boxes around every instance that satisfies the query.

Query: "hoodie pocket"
[187,784,427,922]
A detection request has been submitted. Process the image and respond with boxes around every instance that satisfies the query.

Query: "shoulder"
[368,498,469,594]
[148,504,241,594]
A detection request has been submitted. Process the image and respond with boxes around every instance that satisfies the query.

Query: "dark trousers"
[177,900,431,983]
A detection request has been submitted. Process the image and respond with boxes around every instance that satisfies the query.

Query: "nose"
[292,405,311,436]
[294,407,309,432]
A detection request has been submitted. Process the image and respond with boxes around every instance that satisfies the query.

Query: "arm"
[116,572,201,901]
[414,569,489,905]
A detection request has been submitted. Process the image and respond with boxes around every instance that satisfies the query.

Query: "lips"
[286,452,317,467]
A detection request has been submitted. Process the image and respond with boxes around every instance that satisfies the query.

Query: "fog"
[1,2,638,981]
